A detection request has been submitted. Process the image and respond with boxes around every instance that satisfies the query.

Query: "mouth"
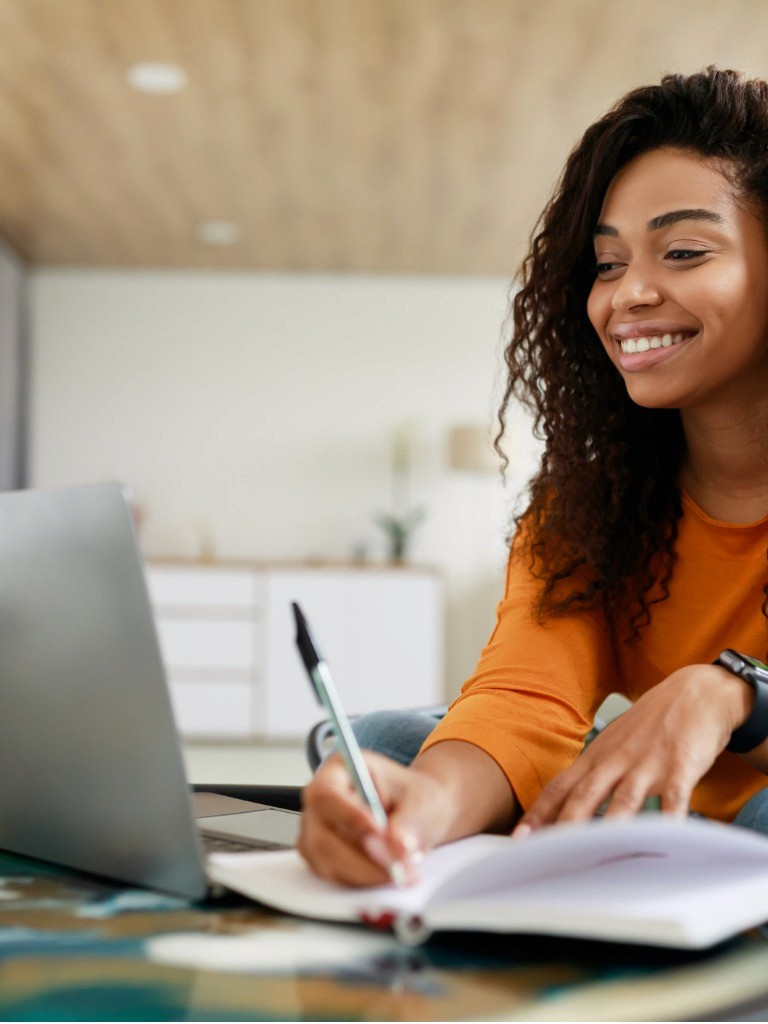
[616,331,696,355]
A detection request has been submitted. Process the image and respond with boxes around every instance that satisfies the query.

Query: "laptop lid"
[0,483,208,898]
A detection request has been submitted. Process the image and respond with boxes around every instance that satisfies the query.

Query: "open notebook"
[209,814,768,948]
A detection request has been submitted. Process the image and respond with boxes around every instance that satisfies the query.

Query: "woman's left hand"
[513,663,753,834]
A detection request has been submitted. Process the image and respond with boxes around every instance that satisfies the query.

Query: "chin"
[622,384,685,410]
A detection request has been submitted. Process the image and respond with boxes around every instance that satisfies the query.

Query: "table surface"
[3,850,768,1022]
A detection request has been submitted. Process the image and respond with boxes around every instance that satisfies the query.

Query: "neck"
[680,402,768,523]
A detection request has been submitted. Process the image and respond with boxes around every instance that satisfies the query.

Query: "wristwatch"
[714,649,768,754]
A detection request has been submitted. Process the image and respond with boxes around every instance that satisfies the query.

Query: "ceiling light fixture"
[196,220,242,246]
[126,62,187,94]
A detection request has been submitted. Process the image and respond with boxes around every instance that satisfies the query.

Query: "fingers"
[658,771,694,817]
[513,759,601,833]
[298,804,392,887]
[601,769,657,818]
[299,751,421,887]
[515,759,695,835]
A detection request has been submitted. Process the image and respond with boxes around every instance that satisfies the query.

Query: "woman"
[300,67,768,886]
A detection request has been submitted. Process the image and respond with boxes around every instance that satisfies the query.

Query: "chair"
[305,704,448,771]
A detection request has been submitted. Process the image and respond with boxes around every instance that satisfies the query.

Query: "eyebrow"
[593,208,725,238]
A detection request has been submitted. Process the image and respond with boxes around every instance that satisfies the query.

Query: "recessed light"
[126,62,187,94]
[196,220,242,246]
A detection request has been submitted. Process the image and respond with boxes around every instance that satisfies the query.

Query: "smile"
[618,332,694,355]
[618,333,696,358]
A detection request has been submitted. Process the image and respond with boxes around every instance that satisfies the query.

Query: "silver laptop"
[0,482,301,899]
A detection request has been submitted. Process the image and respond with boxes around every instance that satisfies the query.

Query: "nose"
[610,262,663,312]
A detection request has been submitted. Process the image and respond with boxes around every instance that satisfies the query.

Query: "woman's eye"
[594,261,624,277]
[665,249,710,262]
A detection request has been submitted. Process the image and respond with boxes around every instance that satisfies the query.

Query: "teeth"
[619,332,689,355]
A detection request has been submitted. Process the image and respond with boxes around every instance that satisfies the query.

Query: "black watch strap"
[714,649,768,754]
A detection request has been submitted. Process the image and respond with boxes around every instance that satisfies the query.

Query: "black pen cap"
[292,601,324,677]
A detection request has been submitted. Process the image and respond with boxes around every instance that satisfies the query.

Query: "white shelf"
[147,561,444,740]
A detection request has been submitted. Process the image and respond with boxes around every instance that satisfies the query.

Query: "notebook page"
[208,833,510,923]
[429,853,768,946]
[426,814,768,905]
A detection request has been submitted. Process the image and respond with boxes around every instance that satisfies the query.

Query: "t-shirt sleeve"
[420,533,620,812]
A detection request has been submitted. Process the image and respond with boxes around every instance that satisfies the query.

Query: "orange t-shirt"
[421,492,768,821]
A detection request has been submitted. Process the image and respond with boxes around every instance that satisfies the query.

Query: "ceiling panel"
[0,0,766,273]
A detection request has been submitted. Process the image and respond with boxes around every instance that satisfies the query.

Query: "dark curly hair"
[497,67,768,640]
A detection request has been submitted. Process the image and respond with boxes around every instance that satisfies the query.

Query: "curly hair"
[497,67,768,640]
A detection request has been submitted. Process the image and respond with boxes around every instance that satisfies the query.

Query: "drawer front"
[168,681,252,738]
[156,619,256,670]
[146,566,257,609]
[261,570,444,738]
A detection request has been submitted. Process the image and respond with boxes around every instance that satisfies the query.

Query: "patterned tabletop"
[2,850,768,1022]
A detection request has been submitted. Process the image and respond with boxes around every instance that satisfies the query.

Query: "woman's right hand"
[298,750,452,887]
[298,741,518,887]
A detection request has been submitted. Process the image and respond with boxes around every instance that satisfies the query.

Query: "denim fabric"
[351,709,442,766]
[732,785,768,837]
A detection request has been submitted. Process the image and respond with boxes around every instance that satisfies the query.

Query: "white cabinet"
[145,562,444,740]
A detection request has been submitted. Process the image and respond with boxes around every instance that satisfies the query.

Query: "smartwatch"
[714,649,768,754]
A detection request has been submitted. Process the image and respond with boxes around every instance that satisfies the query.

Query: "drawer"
[146,566,257,609]
[168,681,252,738]
[156,618,256,670]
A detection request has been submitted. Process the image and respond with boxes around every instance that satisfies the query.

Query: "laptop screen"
[0,483,207,898]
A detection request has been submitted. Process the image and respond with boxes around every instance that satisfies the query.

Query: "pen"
[292,601,407,887]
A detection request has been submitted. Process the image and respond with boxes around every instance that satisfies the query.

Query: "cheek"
[586,284,607,336]
[694,264,764,337]
[586,289,615,363]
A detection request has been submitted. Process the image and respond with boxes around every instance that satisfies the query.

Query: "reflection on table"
[2,850,768,1021]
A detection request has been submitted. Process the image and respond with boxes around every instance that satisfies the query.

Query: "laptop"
[0,482,301,899]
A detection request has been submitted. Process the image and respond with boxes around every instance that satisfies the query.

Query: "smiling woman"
[298,67,768,889]
[588,148,768,418]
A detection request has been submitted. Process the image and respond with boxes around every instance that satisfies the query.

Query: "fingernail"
[362,837,413,887]
[512,822,532,840]
[396,828,421,857]
[361,833,394,871]
[389,860,409,888]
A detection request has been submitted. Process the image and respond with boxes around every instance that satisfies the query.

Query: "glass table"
[2,849,768,1021]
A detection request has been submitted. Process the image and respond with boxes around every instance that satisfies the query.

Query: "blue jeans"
[352,709,442,766]
[351,709,768,838]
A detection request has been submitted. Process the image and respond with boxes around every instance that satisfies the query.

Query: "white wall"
[29,270,541,694]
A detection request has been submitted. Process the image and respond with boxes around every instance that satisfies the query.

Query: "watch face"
[742,654,768,671]
[739,653,768,682]
[718,649,768,682]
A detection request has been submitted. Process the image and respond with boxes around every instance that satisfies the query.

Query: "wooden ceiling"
[1,0,768,274]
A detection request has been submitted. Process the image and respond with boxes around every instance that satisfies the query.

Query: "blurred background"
[0,0,764,781]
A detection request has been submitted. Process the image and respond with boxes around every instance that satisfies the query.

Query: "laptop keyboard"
[200,832,289,854]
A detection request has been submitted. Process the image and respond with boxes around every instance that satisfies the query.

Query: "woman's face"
[587,146,768,411]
